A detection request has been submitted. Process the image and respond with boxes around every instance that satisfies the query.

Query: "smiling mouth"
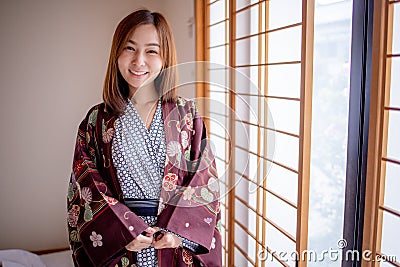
[129,70,149,76]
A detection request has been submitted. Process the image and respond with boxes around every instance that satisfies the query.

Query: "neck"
[129,83,159,105]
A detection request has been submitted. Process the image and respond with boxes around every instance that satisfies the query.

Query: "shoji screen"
[364,1,400,266]
[207,1,231,266]
[203,1,314,266]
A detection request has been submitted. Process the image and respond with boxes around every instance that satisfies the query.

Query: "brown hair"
[102,9,178,115]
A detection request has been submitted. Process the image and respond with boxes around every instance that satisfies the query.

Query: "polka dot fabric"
[112,100,201,266]
[112,100,165,199]
[112,100,165,266]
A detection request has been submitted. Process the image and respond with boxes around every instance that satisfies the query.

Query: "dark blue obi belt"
[125,198,159,217]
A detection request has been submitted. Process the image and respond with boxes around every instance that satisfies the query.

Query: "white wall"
[0,0,195,251]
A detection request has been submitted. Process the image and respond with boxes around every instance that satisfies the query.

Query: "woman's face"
[118,24,163,92]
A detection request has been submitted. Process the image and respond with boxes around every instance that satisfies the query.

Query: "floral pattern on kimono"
[67,97,222,267]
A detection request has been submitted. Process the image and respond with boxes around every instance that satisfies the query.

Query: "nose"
[132,51,145,66]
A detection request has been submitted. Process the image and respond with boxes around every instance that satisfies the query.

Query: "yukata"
[67,97,222,267]
[112,100,164,266]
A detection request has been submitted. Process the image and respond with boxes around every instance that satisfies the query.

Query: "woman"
[67,9,222,267]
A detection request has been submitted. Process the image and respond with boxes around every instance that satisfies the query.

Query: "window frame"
[197,1,313,266]
[362,0,400,266]
[341,0,375,266]
[195,0,400,266]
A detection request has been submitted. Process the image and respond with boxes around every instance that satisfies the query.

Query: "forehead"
[128,24,160,45]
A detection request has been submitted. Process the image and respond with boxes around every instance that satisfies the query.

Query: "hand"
[125,227,155,252]
[152,227,182,249]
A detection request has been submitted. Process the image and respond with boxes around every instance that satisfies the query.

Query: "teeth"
[130,70,147,75]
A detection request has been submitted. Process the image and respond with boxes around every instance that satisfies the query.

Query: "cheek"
[151,57,163,72]
[117,58,124,73]
[117,54,130,70]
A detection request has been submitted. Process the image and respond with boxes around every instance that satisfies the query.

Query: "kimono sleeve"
[67,107,149,266]
[160,100,222,259]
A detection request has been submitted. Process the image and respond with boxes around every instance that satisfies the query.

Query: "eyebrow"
[128,40,160,47]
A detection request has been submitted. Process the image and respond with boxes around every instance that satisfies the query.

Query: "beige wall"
[0,0,195,251]
[163,0,197,99]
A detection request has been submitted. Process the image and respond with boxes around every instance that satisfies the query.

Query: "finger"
[125,234,154,252]
[144,227,156,235]
[126,244,143,252]
[136,235,153,244]
[152,233,174,249]
[152,241,165,249]
[152,236,165,249]
[126,240,153,251]
[153,230,165,241]
[126,246,138,252]
[126,245,146,252]
[161,233,182,248]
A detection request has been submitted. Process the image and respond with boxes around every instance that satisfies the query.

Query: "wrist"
[177,237,183,248]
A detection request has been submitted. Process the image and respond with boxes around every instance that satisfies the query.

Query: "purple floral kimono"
[67,97,222,266]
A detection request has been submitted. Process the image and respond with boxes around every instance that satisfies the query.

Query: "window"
[196,0,399,266]
[308,1,353,265]
[363,1,400,266]
[198,1,313,266]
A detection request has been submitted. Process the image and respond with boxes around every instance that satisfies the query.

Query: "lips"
[129,69,149,76]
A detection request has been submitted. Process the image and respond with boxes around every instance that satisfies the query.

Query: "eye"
[125,46,135,51]
[147,50,158,54]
